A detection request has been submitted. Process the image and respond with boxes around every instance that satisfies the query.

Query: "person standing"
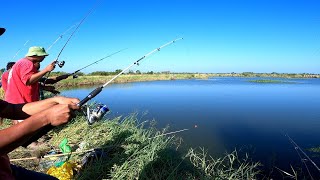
[5,47,56,125]
[5,46,56,105]
[1,62,15,92]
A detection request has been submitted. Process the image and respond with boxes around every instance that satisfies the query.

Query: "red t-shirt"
[5,58,39,103]
[1,71,9,92]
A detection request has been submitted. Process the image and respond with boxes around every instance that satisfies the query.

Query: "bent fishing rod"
[22,38,183,147]
[44,0,102,83]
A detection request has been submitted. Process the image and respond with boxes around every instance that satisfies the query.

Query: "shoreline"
[53,73,319,88]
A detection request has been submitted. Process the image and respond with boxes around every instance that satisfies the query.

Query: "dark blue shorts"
[10,164,58,180]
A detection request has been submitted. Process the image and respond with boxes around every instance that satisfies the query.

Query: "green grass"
[53,74,210,88]
[7,113,261,179]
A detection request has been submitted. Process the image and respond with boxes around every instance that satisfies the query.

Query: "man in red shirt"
[5,47,56,104]
[6,47,56,125]
[1,62,15,92]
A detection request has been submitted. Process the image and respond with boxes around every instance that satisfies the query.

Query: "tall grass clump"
[9,113,261,179]
[187,148,261,179]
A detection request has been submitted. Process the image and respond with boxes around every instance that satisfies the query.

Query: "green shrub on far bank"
[248,79,297,84]
[52,74,211,88]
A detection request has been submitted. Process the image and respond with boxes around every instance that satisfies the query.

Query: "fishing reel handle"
[22,86,104,148]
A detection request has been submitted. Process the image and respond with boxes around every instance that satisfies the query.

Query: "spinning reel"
[55,60,65,68]
[82,103,110,125]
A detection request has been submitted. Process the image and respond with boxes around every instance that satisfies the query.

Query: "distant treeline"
[0,69,319,78]
[48,71,320,79]
[41,69,156,77]
[210,72,320,78]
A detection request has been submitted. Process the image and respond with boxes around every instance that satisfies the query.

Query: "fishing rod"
[11,40,30,60]
[44,0,102,81]
[285,133,320,178]
[66,48,127,79]
[22,37,183,147]
[148,129,189,139]
[41,49,126,96]
[77,38,183,108]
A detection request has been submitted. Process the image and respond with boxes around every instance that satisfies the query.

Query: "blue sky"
[1,0,319,73]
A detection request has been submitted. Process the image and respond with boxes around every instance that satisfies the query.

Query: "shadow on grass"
[76,130,134,180]
[138,148,206,180]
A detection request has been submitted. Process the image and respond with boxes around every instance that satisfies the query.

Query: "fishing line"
[11,40,30,61]
[285,133,320,178]
[46,24,77,52]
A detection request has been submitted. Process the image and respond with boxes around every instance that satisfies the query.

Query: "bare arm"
[0,103,79,154]
[22,96,79,115]
[27,61,55,85]
[0,97,78,120]
[0,110,49,154]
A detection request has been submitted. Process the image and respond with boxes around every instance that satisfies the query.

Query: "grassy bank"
[54,74,211,87]
[6,114,261,179]
[51,72,319,88]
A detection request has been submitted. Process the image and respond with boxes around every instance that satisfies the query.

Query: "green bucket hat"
[26,46,49,57]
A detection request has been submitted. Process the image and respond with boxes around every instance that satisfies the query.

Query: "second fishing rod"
[65,48,127,79]
[45,48,127,86]
[39,49,126,97]
[22,38,183,147]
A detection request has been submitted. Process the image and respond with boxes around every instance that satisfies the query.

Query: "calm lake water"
[61,77,320,177]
